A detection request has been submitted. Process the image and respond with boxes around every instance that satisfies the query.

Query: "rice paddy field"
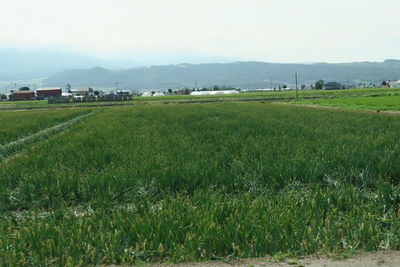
[292,95,400,111]
[1,101,400,266]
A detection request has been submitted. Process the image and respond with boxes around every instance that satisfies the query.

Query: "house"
[388,80,400,88]
[383,80,400,88]
[324,82,342,90]
[116,90,131,95]
[75,86,94,96]
[36,87,62,99]
[12,90,35,100]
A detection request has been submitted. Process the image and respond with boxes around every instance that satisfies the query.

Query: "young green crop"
[291,95,400,111]
[0,108,90,145]
[1,102,400,266]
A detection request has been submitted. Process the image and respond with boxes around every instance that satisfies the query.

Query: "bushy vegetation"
[1,102,400,266]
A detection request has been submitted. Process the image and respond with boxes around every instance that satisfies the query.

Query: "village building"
[36,87,62,99]
[324,82,342,90]
[12,90,35,100]
[75,86,94,96]
[388,80,400,88]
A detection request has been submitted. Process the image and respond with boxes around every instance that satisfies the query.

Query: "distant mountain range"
[0,47,236,82]
[1,46,400,89]
[43,60,400,90]
[0,47,138,81]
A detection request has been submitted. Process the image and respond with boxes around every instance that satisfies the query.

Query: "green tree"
[168,88,173,95]
[19,86,30,91]
[315,80,324,90]
[0,94,7,100]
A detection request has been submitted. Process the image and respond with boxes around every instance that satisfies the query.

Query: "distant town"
[1,79,400,102]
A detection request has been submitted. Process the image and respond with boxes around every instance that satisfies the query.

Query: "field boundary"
[0,96,321,110]
[145,251,400,267]
[0,112,94,162]
[276,102,400,115]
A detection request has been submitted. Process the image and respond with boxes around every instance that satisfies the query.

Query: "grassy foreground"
[1,102,400,266]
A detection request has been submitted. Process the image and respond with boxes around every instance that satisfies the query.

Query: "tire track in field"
[0,112,95,162]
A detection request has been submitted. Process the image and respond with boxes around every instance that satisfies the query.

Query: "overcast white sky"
[1,0,399,63]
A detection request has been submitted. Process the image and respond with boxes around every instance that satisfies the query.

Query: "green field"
[0,108,89,145]
[1,102,400,266]
[292,95,400,111]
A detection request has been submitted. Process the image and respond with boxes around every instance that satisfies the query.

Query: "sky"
[1,0,400,64]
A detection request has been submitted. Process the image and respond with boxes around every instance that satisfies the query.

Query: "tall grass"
[1,102,400,265]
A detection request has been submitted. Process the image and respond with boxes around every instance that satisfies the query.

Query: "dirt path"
[134,251,400,267]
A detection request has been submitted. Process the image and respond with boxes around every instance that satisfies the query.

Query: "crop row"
[1,102,400,265]
[0,111,94,162]
[0,108,90,145]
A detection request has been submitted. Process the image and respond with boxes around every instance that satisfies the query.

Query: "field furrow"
[0,111,94,162]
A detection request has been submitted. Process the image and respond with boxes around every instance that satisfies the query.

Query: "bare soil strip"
[108,251,400,267]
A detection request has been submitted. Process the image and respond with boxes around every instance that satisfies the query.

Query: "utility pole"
[295,72,299,100]
[115,82,119,91]
[195,80,198,91]
[347,73,350,87]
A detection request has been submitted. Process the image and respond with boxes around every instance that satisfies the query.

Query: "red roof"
[13,91,34,95]
[36,87,62,91]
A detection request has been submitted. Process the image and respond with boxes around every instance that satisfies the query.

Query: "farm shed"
[12,90,35,100]
[153,93,164,96]
[141,92,152,97]
[36,87,62,98]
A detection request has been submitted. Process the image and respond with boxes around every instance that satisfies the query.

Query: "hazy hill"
[44,60,400,89]
[0,47,137,81]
